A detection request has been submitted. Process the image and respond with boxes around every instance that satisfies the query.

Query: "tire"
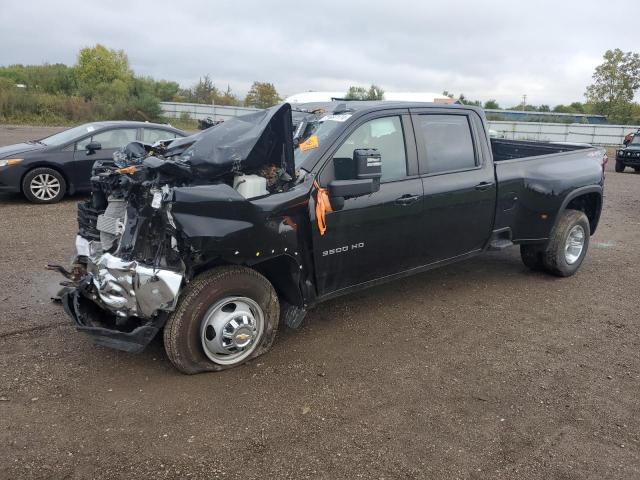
[163,266,279,374]
[520,244,544,271]
[634,167,640,173]
[22,167,66,204]
[541,209,590,277]
[615,161,625,173]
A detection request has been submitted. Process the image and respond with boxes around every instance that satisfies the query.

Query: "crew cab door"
[311,112,423,295]
[410,109,496,263]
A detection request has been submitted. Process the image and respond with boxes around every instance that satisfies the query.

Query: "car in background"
[616,132,640,173]
[0,121,186,203]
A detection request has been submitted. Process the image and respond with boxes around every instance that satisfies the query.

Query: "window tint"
[333,116,407,182]
[143,128,178,144]
[77,128,137,150]
[418,115,476,173]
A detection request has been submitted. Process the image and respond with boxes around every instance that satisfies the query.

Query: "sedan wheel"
[31,173,61,201]
[22,168,66,204]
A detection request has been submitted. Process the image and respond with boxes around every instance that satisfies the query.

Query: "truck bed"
[491,139,604,243]
[491,138,590,162]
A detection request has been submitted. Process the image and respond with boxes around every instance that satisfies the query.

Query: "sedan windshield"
[39,124,104,146]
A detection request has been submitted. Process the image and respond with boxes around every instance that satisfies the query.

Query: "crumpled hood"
[165,103,294,179]
[0,142,43,159]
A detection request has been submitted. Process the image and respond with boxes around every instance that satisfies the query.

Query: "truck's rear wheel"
[163,266,279,374]
[541,209,590,277]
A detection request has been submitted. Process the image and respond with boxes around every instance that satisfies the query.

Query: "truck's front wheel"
[615,161,625,173]
[163,266,279,374]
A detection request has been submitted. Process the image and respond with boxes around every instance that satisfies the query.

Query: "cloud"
[0,0,637,106]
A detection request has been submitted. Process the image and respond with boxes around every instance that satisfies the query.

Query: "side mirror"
[86,141,102,155]
[353,148,382,180]
[328,148,381,204]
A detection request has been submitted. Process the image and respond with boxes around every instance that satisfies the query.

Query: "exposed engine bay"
[57,103,309,351]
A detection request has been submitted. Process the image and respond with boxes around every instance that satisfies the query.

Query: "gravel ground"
[0,126,639,479]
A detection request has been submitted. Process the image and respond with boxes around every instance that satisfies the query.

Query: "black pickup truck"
[56,102,606,374]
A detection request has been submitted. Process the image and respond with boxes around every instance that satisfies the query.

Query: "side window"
[143,129,178,144]
[77,128,137,151]
[417,115,476,174]
[332,116,407,182]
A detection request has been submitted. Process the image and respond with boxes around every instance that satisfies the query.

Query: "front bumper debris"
[88,253,183,318]
[61,236,185,352]
[61,289,164,352]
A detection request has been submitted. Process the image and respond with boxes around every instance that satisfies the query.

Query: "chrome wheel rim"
[200,296,264,366]
[564,225,585,265]
[30,173,61,201]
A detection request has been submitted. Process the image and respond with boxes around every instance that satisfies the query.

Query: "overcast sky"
[0,0,638,107]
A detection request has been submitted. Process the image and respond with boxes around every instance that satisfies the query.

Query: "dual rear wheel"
[520,209,590,277]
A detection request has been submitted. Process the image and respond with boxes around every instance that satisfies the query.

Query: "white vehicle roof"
[284,91,452,104]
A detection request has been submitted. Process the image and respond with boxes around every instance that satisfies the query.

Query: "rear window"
[417,115,476,174]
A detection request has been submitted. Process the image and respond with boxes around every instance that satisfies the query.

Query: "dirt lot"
[0,125,639,479]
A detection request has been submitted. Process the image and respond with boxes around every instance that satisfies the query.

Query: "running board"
[487,228,514,251]
[488,238,514,251]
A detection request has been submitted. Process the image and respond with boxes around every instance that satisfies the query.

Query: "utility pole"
[522,94,527,111]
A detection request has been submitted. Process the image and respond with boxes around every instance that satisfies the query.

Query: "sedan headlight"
[0,158,23,167]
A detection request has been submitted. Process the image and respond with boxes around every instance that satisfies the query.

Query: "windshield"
[39,124,104,146]
[294,114,353,167]
[631,134,640,146]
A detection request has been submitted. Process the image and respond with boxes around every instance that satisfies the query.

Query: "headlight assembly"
[0,158,23,167]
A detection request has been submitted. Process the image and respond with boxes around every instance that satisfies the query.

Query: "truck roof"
[292,100,484,117]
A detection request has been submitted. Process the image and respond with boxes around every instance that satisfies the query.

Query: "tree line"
[0,44,283,125]
[0,45,638,126]
[443,49,640,124]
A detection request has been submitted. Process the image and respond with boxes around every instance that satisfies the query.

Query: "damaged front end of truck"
[56,103,311,352]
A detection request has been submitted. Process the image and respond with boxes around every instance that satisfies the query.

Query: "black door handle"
[395,194,420,206]
[475,182,495,191]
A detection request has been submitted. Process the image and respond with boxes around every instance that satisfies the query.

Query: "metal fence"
[160,101,638,147]
[487,120,639,146]
[160,102,260,121]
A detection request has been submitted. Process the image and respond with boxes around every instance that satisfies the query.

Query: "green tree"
[569,102,585,113]
[345,84,385,100]
[483,99,500,109]
[75,44,132,100]
[345,86,367,100]
[191,75,219,104]
[585,49,640,123]
[459,94,481,106]
[366,84,385,100]
[244,81,281,108]
[215,85,241,106]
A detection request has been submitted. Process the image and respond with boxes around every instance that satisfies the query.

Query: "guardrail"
[160,102,260,121]
[488,120,639,146]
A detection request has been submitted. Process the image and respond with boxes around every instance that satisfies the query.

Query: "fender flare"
[552,185,603,236]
